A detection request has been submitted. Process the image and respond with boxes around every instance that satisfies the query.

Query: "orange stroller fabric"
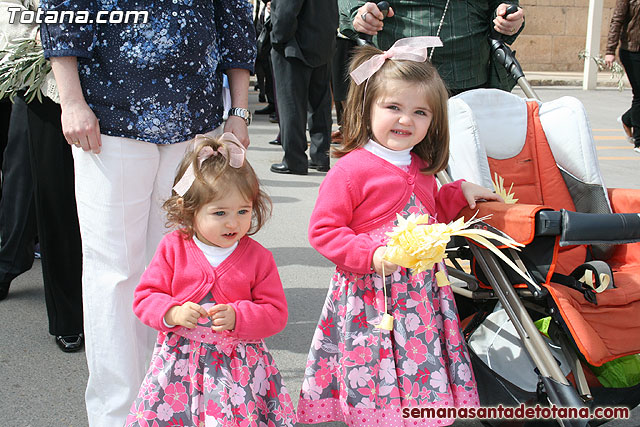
[460,101,640,366]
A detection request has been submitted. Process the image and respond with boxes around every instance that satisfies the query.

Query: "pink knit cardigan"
[133,231,288,340]
[309,148,467,274]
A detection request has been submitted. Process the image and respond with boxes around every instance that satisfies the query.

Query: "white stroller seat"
[447,89,610,215]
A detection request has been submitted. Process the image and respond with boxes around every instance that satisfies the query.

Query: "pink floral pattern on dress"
[125,292,296,427]
[297,195,479,426]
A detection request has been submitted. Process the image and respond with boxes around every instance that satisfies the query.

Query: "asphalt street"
[1,85,639,427]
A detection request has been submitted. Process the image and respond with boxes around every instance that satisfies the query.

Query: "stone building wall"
[514,0,617,71]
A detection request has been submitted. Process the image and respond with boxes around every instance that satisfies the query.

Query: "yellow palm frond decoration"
[492,173,518,204]
[384,213,535,287]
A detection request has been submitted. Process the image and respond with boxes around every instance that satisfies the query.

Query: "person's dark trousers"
[255,54,276,110]
[620,49,640,147]
[255,59,267,98]
[331,37,357,127]
[307,88,332,168]
[270,54,280,122]
[264,54,276,106]
[1,99,12,186]
[0,97,38,290]
[24,95,83,336]
[271,50,331,172]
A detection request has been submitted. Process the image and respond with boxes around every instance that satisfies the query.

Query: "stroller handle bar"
[488,4,539,99]
[536,210,640,247]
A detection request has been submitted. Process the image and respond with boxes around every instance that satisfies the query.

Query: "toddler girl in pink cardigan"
[126,133,296,427]
[297,38,502,426]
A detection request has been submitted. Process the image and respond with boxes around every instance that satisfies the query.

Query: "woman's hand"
[60,98,102,153]
[461,181,504,209]
[50,56,102,153]
[208,304,236,332]
[493,4,524,36]
[605,54,616,69]
[225,68,251,148]
[164,302,208,329]
[223,116,249,148]
[353,2,394,35]
[372,246,399,276]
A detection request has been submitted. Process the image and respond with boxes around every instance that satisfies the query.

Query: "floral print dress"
[125,291,296,427]
[297,195,479,426]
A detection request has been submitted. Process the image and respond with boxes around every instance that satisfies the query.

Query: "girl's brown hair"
[164,136,271,238]
[335,44,450,175]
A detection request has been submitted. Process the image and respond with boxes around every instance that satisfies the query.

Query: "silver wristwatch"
[228,107,252,126]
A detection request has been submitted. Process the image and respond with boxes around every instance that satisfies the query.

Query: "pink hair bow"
[173,132,246,196]
[349,36,443,85]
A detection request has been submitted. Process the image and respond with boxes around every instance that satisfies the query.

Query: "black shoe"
[268,139,281,145]
[0,282,9,301]
[55,333,84,353]
[255,104,275,115]
[309,162,330,172]
[269,112,279,123]
[258,93,266,103]
[270,163,308,175]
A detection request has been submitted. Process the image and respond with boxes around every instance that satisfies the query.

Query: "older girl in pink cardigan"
[126,133,296,427]
[297,39,502,426]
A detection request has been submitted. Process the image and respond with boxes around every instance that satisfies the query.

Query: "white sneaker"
[618,116,634,141]
[634,147,640,154]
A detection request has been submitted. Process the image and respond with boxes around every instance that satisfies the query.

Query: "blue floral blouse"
[40,0,256,144]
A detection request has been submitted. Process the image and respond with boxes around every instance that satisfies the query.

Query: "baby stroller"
[442,87,640,427]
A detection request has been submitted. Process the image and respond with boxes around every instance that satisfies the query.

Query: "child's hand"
[461,181,504,209]
[208,304,236,332]
[164,302,208,329]
[372,246,399,277]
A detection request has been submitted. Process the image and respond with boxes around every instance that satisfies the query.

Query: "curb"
[527,78,628,88]
[524,71,630,89]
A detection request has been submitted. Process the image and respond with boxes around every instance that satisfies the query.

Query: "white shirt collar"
[364,139,412,167]
[193,236,238,268]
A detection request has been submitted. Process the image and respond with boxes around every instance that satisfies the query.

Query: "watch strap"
[228,107,251,126]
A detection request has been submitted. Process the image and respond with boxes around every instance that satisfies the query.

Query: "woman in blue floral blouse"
[40,1,256,425]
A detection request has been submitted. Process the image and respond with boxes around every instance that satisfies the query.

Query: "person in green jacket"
[340,0,525,94]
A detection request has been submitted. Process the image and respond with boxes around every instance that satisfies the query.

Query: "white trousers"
[73,134,191,427]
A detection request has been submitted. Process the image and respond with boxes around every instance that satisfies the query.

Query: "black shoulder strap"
[551,260,614,305]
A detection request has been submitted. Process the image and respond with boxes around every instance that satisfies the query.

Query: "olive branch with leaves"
[0,38,51,102]
[578,50,626,91]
